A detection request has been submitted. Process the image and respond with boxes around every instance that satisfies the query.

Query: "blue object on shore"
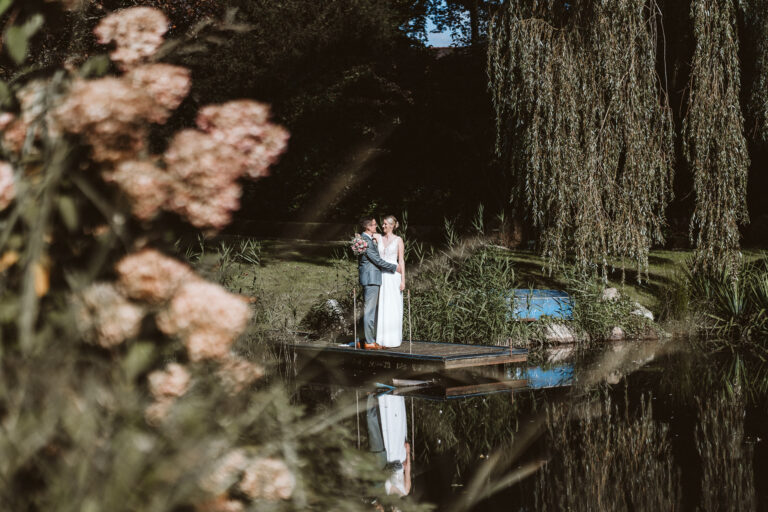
[508,289,573,321]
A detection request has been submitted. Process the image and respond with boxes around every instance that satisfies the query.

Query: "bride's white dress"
[375,235,403,347]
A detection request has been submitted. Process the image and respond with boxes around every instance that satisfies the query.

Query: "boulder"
[607,326,625,341]
[601,287,620,301]
[631,302,654,321]
[544,323,576,343]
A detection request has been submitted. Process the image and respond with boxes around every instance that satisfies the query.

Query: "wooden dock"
[289,340,527,373]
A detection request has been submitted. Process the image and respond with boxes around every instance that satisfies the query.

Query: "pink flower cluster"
[197,101,290,180]
[115,248,192,303]
[350,234,369,256]
[145,362,191,424]
[0,162,15,211]
[217,355,264,395]
[54,66,191,163]
[73,282,145,348]
[156,280,251,362]
[201,450,295,504]
[93,7,169,70]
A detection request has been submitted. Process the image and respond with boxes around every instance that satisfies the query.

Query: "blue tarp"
[507,289,573,320]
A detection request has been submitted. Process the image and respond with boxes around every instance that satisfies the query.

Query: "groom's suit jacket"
[358,233,397,286]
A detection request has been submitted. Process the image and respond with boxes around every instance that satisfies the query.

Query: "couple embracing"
[357,214,405,350]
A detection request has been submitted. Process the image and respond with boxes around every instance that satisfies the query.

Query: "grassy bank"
[183,236,767,347]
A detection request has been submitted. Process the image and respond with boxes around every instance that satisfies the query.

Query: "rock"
[546,346,574,363]
[544,323,576,343]
[631,302,654,321]
[602,287,620,301]
[608,326,624,341]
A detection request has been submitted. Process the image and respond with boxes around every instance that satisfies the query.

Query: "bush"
[409,245,516,346]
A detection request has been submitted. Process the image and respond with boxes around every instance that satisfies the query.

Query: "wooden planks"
[288,340,528,373]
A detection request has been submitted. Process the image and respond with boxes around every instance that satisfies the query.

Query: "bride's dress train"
[375,236,403,347]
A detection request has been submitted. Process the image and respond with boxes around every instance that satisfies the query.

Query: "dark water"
[290,340,768,511]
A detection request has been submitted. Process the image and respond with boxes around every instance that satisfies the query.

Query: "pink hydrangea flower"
[156,281,251,361]
[73,282,145,348]
[164,130,248,229]
[0,162,16,211]
[125,64,192,124]
[115,248,194,304]
[148,362,191,399]
[54,78,158,163]
[94,7,169,70]
[196,101,289,179]
[239,457,295,501]
[104,160,171,221]
[217,355,264,394]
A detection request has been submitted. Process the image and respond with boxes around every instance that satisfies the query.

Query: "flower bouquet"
[350,234,369,256]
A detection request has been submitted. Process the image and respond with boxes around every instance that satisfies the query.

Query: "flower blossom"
[217,355,264,394]
[54,78,157,162]
[200,449,249,494]
[1,116,29,155]
[156,281,251,361]
[196,101,289,179]
[115,248,193,304]
[94,7,169,70]
[125,64,191,124]
[73,282,144,348]
[104,161,171,221]
[0,162,16,211]
[164,130,248,229]
[148,362,191,400]
[239,457,295,501]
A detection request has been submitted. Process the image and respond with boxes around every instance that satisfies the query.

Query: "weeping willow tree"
[683,0,749,271]
[488,0,674,279]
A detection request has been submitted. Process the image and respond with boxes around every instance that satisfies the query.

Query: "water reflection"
[291,340,768,511]
[366,392,412,498]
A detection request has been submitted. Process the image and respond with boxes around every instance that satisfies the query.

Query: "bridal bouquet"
[350,234,369,256]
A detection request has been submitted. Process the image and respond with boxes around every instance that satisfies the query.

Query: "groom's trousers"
[361,284,380,345]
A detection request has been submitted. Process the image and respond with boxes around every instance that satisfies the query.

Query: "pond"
[289,339,768,511]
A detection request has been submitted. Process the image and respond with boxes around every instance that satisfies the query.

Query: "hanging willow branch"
[744,0,768,141]
[488,0,674,279]
[683,0,749,272]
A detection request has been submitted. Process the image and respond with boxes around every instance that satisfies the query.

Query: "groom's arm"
[364,243,397,273]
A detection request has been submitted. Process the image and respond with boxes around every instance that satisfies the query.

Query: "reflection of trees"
[696,393,756,511]
[413,392,520,472]
[535,396,680,511]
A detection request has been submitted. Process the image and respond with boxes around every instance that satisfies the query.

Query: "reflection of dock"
[290,341,528,372]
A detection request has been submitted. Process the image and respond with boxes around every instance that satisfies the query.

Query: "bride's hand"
[399,281,405,291]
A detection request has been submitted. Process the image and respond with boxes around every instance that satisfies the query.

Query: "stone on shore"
[544,323,576,343]
[631,302,654,321]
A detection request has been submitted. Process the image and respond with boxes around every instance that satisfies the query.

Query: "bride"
[373,215,405,348]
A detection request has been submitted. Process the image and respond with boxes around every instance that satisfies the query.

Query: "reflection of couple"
[357,215,405,349]
[367,393,411,497]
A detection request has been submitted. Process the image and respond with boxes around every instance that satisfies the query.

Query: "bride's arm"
[398,237,405,291]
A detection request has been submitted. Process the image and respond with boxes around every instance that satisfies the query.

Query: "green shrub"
[409,246,516,345]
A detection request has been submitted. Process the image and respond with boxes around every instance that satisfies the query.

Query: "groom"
[358,215,400,349]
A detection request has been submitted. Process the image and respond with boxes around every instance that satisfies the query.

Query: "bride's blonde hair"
[382,215,399,230]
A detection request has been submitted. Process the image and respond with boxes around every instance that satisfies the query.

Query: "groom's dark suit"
[358,232,397,346]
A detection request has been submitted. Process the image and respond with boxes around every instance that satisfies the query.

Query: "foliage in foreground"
[0,5,414,511]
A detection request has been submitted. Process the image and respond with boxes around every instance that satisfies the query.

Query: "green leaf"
[22,14,44,37]
[0,80,11,108]
[122,342,156,381]
[79,55,110,78]
[4,15,44,65]
[57,195,79,232]
[5,26,28,64]
[0,0,13,18]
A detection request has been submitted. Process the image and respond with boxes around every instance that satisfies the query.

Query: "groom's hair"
[359,215,375,231]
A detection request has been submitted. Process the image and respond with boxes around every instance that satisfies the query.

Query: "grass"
[184,235,766,345]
